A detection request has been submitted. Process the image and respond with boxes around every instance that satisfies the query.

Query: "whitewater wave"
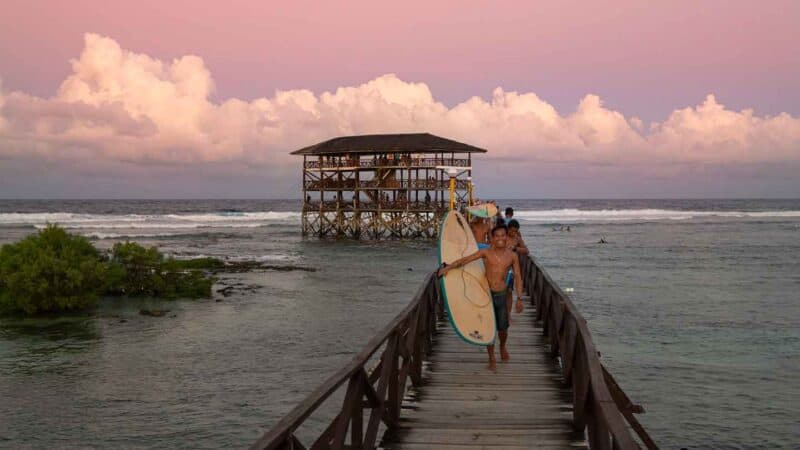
[85,231,250,239]
[2,209,798,230]
[0,211,301,230]
[512,209,800,222]
[86,232,184,239]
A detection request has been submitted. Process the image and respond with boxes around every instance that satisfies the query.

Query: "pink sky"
[3,0,798,117]
[0,1,799,198]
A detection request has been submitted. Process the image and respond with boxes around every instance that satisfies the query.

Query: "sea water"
[0,199,797,448]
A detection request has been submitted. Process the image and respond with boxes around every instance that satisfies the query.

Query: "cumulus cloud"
[0,33,798,171]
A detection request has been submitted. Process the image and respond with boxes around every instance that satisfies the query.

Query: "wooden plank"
[424,367,561,376]
[410,384,571,393]
[392,420,577,431]
[407,390,571,402]
[419,375,563,385]
[399,408,575,422]
[428,356,555,365]
[400,398,572,409]
[380,444,581,450]
[385,427,586,443]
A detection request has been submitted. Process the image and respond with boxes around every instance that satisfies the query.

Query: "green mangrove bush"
[0,226,217,315]
[0,225,108,314]
[107,241,215,299]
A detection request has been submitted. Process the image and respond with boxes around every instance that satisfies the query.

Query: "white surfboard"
[438,210,496,346]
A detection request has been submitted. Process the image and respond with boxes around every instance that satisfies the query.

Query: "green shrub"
[108,242,213,299]
[0,229,216,316]
[161,269,214,298]
[107,241,164,296]
[0,225,108,314]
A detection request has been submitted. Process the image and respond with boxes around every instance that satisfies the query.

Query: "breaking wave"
[512,209,800,222]
[0,211,301,230]
[3,209,799,231]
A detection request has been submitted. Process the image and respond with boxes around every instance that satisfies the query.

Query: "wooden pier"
[380,308,584,449]
[251,255,658,449]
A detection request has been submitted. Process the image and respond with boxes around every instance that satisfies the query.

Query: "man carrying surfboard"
[438,223,525,372]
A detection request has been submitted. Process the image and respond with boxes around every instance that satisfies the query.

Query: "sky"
[0,0,799,198]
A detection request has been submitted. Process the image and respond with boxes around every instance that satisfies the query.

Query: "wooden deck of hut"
[292,133,484,239]
[251,256,658,450]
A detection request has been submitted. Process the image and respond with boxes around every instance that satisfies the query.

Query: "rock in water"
[216,286,236,297]
[139,309,170,317]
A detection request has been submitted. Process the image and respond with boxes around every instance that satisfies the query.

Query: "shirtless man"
[470,216,490,248]
[438,224,525,372]
[507,220,528,255]
[505,219,529,318]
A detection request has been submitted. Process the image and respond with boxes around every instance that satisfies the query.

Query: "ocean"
[0,199,798,448]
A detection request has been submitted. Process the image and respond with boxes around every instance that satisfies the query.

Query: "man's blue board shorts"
[491,290,509,331]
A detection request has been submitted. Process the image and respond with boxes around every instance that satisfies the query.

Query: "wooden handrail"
[521,255,658,449]
[303,200,445,211]
[250,273,439,450]
[305,157,470,169]
[252,257,657,449]
[303,179,468,190]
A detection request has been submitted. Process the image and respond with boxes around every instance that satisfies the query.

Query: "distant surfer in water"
[438,224,525,372]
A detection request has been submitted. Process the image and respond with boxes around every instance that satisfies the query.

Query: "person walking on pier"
[507,219,528,255]
[470,216,490,248]
[505,219,528,320]
[437,223,525,372]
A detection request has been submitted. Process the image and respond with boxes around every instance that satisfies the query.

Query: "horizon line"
[2,197,799,201]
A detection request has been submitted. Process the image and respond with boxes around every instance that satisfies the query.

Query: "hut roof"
[290,133,487,156]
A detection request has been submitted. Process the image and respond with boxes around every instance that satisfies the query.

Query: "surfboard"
[438,210,496,346]
[466,203,498,218]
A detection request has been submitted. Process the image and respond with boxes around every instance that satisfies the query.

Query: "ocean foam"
[0,211,301,230]
[2,209,798,231]
[512,208,800,222]
[86,232,192,239]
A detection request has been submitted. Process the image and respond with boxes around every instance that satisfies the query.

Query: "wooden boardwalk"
[251,256,657,450]
[380,308,586,449]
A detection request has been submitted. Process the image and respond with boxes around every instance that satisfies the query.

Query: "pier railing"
[304,179,468,191]
[305,157,470,170]
[251,255,657,450]
[250,273,441,450]
[520,256,658,450]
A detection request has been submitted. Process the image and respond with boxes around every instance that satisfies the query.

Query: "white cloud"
[0,33,798,171]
